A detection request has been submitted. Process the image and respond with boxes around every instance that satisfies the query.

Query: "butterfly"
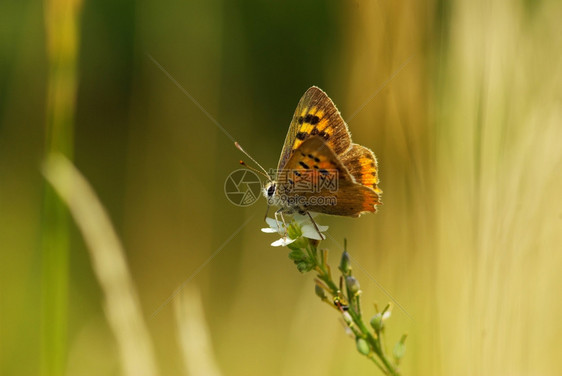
[237,86,382,231]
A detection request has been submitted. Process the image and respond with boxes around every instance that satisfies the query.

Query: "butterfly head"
[263,180,281,206]
[264,181,276,198]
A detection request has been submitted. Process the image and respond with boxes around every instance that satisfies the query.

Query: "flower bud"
[339,251,351,275]
[393,335,407,362]
[346,276,360,295]
[342,310,353,326]
[315,284,326,299]
[296,261,313,273]
[356,337,370,355]
[370,313,383,333]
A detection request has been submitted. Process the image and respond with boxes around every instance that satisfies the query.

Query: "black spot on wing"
[318,130,330,140]
[299,161,310,169]
[296,132,307,140]
[304,114,320,124]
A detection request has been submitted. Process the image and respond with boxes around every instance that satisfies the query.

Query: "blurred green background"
[2,0,562,375]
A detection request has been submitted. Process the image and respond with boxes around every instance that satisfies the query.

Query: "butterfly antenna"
[235,142,272,181]
[238,160,271,181]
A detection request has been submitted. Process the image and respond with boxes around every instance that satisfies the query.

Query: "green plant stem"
[307,245,338,292]
[350,310,397,375]
[368,353,387,374]
[316,264,339,293]
[308,243,399,376]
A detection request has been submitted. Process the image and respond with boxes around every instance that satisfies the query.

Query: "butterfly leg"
[306,211,326,240]
[280,210,289,238]
[274,208,288,238]
[264,203,270,221]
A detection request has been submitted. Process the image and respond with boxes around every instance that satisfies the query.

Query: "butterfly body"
[265,86,382,218]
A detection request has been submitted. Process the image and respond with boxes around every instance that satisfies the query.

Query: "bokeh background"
[1,0,562,375]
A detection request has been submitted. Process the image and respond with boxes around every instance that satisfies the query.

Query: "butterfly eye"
[267,183,276,197]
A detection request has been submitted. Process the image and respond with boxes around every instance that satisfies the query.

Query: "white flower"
[261,214,329,247]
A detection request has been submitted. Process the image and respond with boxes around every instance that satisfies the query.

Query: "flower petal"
[271,237,296,247]
[295,212,319,220]
[292,213,308,224]
[317,224,329,232]
[301,225,325,240]
[265,217,281,230]
[261,227,278,233]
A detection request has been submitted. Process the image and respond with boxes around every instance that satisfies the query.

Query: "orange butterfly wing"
[339,144,382,194]
[277,86,351,171]
[281,136,381,217]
